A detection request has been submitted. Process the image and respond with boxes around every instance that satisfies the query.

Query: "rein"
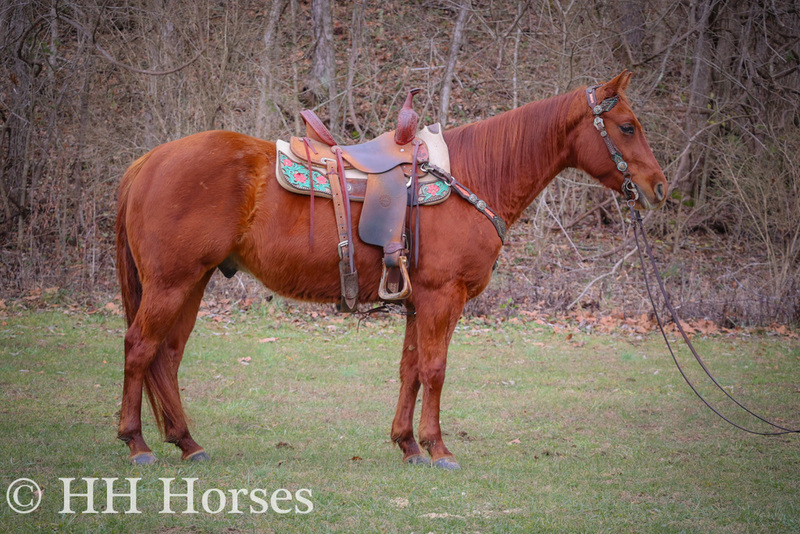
[588,84,799,436]
[630,207,799,435]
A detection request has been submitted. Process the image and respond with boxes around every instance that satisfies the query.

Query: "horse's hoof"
[433,457,461,470]
[130,452,157,465]
[185,450,210,462]
[404,454,431,466]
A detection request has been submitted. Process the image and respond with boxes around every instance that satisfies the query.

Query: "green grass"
[1,308,799,533]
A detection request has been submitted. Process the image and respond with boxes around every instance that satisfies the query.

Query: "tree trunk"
[256,0,289,138]
[307,0,338,134]
[438,0,472,127]
[345,0,366,140]
[673,0,717,195]
[620,0,645,63]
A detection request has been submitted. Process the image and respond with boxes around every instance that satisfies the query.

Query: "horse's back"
[129,130,273,199]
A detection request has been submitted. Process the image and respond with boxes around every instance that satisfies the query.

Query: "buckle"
[593,116,605,131]
[337,240,349,259]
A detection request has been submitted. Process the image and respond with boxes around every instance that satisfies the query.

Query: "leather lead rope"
[588,83,797,435]
[629,204,800,436]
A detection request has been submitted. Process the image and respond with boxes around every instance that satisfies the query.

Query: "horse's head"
[571,70,667,210]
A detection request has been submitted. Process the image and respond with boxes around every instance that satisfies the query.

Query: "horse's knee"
[419,360,447,389]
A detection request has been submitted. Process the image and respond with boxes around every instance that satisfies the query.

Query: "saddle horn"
[394,88,421,146]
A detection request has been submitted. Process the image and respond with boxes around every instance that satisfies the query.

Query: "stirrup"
[378,256,412,301]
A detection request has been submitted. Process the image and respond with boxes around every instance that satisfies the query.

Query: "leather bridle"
[585,85,639,206]
[587,84,800,436]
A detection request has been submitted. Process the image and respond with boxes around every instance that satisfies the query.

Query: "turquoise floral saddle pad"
[275,124,452,205]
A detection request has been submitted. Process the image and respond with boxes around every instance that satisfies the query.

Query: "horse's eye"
[620,124,635,135]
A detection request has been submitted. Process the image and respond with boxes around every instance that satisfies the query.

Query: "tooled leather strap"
[303,137,317,247]
[326,159,349,255]
[420,163,507,245]
[326,156,358,311]
[410,140,421,266]
[325,147,358,312]
[334,148,355,274]
[586,85,631,175]
[300,110,337,146]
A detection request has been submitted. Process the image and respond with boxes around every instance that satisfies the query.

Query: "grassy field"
[1,305,799,533]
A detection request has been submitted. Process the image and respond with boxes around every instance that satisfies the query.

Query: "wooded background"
[1,0,798,325]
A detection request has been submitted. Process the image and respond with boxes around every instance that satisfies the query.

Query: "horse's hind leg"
[158,271,213,461]
[117,283,199,464]
[391,311,429,465]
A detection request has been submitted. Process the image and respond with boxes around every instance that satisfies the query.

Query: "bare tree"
[306,0,338,134]
[672,0,718,195]
[345,0,366,140]
[0,0,797,324]
[256,0,289,138]
[438,0,472,126]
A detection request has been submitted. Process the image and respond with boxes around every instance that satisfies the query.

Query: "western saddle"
[275,89,452,312]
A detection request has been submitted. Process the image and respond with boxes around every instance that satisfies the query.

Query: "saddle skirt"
[275,124,452,205]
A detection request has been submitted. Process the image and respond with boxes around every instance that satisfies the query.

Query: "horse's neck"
[443,91,577,227]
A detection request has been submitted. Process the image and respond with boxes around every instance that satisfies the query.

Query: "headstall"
[585,85,639,206]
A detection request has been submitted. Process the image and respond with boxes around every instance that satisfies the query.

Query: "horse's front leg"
[414,284,466,470]
[391,310,429,465]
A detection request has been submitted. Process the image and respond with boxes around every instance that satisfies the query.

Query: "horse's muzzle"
[631,179,667,210]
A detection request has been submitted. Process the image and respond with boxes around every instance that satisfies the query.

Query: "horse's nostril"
[654,182,665,202]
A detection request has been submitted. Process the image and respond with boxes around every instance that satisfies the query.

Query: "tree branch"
[59,15,206,76]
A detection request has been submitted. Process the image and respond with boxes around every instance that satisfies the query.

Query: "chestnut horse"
[116,71,667,467]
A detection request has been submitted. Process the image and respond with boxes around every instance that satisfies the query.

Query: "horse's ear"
[618,70,633,91]
[599,70,633,98]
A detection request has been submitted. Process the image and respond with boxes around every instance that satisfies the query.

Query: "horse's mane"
[443,89,578,225]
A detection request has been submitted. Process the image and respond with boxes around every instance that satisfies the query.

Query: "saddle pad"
[275,124,451,206]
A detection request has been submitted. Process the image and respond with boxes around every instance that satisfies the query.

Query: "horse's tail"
[116,152,185,437]
[116,153,150,327]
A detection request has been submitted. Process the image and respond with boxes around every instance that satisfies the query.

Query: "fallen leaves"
[0,289,797,343]
[773,324,799,339]
[563,309,753,338]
